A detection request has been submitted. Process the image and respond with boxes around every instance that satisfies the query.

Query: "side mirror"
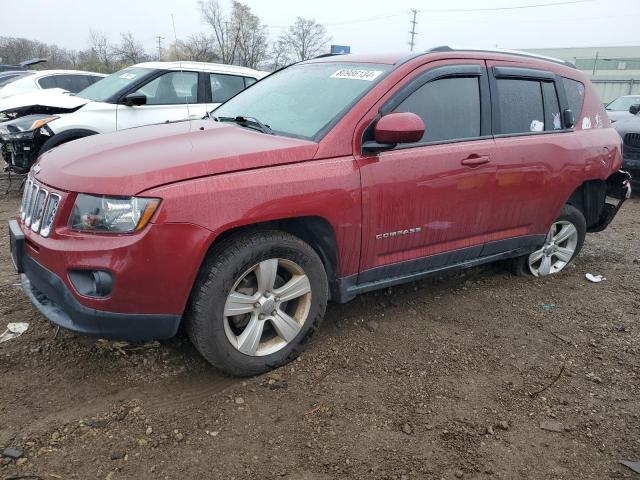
[629,104,640,115]
[122,93,147,107]
[563,109,575,129]
[363,112,425,152]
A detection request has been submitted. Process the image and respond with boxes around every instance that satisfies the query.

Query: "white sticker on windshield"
[119,73,137,80]
[330,69,383,81]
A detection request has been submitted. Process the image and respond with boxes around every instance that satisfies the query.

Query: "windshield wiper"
[213,115,273,135]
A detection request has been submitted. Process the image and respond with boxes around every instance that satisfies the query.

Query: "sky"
[1,0,639,57]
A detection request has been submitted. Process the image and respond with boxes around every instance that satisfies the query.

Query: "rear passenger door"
[487,63,577,239]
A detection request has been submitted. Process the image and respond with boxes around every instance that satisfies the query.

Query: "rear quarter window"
[562,77,585,120]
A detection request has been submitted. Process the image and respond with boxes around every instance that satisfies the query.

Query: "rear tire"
[511,204,586,277]
[185,230,328,376]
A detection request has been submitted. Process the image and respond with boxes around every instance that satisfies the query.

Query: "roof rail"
[426,45,576,69]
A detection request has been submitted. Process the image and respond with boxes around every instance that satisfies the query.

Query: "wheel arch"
[565,179,607,229]
[40,128,99,154]
[199,216,340,301]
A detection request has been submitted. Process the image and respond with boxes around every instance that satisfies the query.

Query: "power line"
[408,9,418,52]
[267,1,596,30]
[417,0,595,13]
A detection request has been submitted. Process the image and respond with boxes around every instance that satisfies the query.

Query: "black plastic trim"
[21,254,180,341]
[335,235,546,303]
[492,66,555,80]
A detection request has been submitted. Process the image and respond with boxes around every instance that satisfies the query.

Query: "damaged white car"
[0,61,267,173]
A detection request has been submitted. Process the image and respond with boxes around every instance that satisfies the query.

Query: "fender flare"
[39,128,99,155]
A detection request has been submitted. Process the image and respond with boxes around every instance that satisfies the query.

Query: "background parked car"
[0,69,106,100]
[0,61,267,172]
[0,57,47,73]
[0,71,35,88]
[605,94,640,123]
[614,113,640,185]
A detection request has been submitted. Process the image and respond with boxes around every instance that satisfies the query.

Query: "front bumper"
[622,156,640,175]
[9,220,186,341]
[20,255,180,341]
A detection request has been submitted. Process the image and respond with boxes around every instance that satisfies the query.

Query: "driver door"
[357,61,499,281]
[116,70,205,130]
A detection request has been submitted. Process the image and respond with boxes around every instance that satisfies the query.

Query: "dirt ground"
[0,174,638,480]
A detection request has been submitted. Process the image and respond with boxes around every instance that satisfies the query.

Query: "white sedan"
[0,61,268,172]
[0,69,106,99]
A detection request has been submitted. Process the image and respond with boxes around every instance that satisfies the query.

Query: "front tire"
[511,204,586,277]
[185,231,328,376]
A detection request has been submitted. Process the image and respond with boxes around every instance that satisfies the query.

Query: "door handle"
[461,155,490,167]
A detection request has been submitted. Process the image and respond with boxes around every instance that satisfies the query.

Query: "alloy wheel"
[223,258,312,356]
[528,220,579,277]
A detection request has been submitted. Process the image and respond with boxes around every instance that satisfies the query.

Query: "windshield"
[0,72,33,88]
[213,62,390,140]
[77,67,153,102]
[606,95,640,112]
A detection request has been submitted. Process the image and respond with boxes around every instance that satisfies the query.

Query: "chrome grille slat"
[40,193,60,237]
[24,183,39,227]
[20,176,62,237]
[31,188,48,233]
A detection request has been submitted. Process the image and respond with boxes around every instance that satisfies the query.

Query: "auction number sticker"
[330,69,383,81]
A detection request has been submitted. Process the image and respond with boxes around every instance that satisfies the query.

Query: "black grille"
[624,133,640,149]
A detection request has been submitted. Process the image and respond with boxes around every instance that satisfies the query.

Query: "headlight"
[0,114,58,135]
[69,194,160,233]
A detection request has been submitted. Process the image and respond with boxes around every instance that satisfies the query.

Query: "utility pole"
[155,36,164,61]
[409,9,418,52]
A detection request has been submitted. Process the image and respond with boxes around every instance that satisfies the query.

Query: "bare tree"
[232,1,268,69]
[199,0,240,64]
[280,18,330,62]
[112,32,147,66]
[269,38,292,71]
[88,30,112,71]
[167,33,220,62]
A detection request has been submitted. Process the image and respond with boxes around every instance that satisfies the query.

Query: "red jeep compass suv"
[9,47,631,376]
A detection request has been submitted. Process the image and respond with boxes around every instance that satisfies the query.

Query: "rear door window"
[393,76,481,143]
[136,71,198,105]
[210,74,245,103]
[495,79,545,134]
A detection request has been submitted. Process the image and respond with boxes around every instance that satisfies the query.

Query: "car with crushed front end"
[0,61,266,173]
[9,47,631,376]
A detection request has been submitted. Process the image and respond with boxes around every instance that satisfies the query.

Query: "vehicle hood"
[607,110,634,123]
[0,88,89,118]
[613,115,640,136]
[36,120,319,196]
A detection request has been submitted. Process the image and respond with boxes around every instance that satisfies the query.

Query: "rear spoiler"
[19,58,48,68]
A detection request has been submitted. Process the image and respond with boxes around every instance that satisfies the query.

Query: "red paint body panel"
[36,120,318,196]
[145,157,362,278]
[19,50,625,323]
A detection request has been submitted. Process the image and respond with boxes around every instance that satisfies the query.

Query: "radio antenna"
[171,13,192,129]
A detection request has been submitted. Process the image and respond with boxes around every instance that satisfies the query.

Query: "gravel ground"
[0,174,638,480]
